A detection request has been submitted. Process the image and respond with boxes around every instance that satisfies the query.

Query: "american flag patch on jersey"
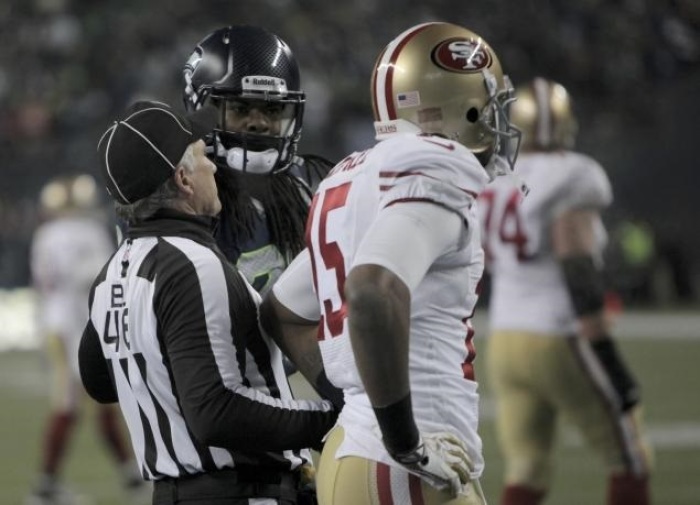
[397,91,420,108]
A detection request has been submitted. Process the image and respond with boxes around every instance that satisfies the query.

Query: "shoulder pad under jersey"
[374,134,488,219]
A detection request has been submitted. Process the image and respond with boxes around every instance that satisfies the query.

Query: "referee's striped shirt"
[79,210,336,480]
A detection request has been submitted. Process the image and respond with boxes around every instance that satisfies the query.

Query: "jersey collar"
[126,209,219,246]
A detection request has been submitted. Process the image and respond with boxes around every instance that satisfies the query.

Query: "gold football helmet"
[39,174,100,216]
[510,77,578,151]
[371,22,520,174]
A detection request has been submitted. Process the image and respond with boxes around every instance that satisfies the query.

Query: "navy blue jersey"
[215,154,333,296]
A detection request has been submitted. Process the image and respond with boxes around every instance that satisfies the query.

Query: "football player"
[27,175,149,505]
[182,25,334,296]
[181,24,339,500]
[478,77,653,505]
[260,22,521,505]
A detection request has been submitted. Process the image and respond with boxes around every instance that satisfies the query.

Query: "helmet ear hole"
[466,108,479,123]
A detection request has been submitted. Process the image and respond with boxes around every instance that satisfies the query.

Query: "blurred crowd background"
[1,0,698,307]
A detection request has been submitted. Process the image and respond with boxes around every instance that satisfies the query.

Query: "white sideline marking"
[0,288,39,351]
[2,287,699,351]
[561,422,700,449]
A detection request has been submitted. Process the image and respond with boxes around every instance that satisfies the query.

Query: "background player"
[261,22,522,505]
[478,77,653,505]
[27,175,148,505]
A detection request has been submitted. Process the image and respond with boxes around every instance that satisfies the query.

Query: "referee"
[79,100,337,505]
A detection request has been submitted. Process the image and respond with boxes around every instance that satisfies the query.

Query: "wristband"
[590,337,640,412]
[391,439,427,466]
[373,394,420,456]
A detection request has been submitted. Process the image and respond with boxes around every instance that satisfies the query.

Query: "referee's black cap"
[97,100,217,204]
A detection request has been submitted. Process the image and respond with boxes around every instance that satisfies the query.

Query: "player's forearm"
[347,264,418,455]
[559,254,612,341]
[260,293,344,408]
[553,212,640,410]
[346,264,411,408]
[275,322,343,406]
[260,293,322,381]
[281,323,323,379]
[553,209,610,340]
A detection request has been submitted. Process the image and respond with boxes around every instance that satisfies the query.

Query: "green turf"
[1,337,698,504]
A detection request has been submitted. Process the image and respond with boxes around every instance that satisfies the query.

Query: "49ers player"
[261,22,521,505]
[478,77,653,505]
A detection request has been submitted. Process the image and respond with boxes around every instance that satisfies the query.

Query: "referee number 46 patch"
[103,284,131,351]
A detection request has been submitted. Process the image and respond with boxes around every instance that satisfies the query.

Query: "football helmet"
[510,77,578,151]
[39,174,99,216]
[183,26,304,173]
[371,22,521,177]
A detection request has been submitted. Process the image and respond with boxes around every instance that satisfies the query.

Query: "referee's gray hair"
[115,144,197,222]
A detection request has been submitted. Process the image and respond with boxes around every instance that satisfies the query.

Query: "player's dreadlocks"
[215,155,330,260]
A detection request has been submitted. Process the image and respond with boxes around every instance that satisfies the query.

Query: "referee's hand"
[297,463,317,505]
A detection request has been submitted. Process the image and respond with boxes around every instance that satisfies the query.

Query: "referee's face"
[188,140,221,217]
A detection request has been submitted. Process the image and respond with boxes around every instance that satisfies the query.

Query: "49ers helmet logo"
[431,37,492,73]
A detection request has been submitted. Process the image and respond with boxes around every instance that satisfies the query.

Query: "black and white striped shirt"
[79,210,336,480]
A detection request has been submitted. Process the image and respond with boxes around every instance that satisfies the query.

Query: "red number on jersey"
[479,188,531,263]
[306,182,352,340]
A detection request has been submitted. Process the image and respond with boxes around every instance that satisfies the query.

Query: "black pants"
[153,468,299,505]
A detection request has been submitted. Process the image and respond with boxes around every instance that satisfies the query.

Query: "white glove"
[389,431,473,497]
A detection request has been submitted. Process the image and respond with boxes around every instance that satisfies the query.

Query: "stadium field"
[0,310,698,504]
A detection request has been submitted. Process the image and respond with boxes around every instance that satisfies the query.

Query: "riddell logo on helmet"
[243,76,288,94]
[431,38,492,73]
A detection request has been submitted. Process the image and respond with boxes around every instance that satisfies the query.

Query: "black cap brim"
[185,104,218,142]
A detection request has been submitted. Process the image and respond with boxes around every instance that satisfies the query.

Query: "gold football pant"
[317,426,487,505]
[487,331,653,490]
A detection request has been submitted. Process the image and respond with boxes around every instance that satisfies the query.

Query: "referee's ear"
[174,165,195,198]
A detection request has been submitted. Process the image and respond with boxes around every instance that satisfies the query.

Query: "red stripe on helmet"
[370,48,386,120]
[378,23,435,121]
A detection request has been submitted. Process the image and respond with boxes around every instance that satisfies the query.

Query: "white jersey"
[478,151,612,335]
[304,133,487,477]
[30,215,115,374]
